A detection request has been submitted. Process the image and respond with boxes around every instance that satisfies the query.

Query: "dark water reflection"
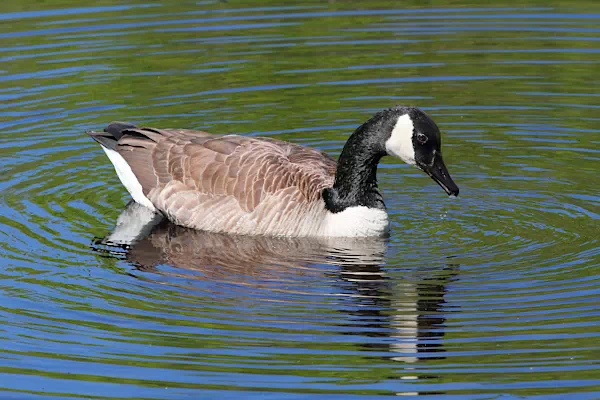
[92,202,455,396]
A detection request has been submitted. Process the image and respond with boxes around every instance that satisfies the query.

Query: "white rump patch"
[322,206,389,237]
[105,202,162,246]
[101,147,156,211]
[385,114,416,165]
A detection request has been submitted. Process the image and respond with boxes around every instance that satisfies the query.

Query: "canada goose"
[87,106,459,237]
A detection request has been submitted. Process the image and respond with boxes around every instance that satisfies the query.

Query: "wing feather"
[109,123,337,233]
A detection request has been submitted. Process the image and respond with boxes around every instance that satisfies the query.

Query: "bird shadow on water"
[91,201,459,395]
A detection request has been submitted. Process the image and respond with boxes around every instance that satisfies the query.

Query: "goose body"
[88,106,458,237]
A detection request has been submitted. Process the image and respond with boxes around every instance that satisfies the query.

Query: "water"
[1,1,599,398]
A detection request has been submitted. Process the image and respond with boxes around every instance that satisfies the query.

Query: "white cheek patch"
[385,114,416,165]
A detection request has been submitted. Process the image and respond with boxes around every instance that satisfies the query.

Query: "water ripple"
[0,2,598,399]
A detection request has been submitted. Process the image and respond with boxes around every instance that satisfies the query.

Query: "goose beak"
[421,154,459,197]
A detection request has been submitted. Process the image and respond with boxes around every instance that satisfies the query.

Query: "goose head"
[383,106,459,196]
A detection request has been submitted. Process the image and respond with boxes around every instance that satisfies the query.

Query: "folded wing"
[110,124,337,235]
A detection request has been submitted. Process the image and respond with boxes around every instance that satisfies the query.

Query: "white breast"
[320,206,390,237]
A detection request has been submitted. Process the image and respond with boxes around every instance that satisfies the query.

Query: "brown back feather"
[114,125,337,215]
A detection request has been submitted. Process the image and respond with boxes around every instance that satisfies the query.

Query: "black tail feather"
[104,121,138,140]
[87,121,138,151]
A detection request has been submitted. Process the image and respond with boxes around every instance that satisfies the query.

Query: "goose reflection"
[93,202,457,393]
[336,261,456,358]
[94,202,388,285]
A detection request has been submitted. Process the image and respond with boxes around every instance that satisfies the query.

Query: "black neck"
[323,122,387,213]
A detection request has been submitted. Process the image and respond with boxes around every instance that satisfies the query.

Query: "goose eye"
[416,133,428,144]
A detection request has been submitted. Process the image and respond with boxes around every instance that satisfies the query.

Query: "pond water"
[1,1,599,399]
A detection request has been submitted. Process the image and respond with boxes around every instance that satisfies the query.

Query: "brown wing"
[114,125,337,230]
